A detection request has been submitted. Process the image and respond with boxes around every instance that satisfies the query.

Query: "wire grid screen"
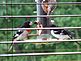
[0,0,81,61]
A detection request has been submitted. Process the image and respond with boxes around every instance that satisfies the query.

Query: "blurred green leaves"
[0,0,81,61]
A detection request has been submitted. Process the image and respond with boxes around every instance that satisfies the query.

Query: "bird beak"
[29,22,33,25]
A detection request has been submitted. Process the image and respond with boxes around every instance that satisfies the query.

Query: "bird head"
[34,20,41,25]
[22,21,32,28]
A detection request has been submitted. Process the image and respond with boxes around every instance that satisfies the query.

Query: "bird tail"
[64,30,75,39]
[68,32,74,39]
[8,38,14,52]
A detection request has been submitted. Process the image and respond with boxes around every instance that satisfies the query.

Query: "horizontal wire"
[8,49,81,53]
[0,52,81,56]
[0,2,81,57]
[0,27,81,30]
[0,15,81,18]
[0,2,81,5]
[0,39,81,44]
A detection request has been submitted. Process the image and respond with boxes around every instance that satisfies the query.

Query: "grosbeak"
[9,21,32,52]
[50,24,74,40]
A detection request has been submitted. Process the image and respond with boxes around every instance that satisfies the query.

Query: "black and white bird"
[50,24,81,46]
[50,24,74,40]
[41,0,57,15]
[9,21,32,52]
[13,21,32,41]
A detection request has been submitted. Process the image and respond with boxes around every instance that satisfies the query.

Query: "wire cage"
[0,0,81,61]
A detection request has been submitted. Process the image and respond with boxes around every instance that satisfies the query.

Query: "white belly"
[51,30,70,39]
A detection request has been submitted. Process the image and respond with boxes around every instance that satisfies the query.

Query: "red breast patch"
[26,30,31,33]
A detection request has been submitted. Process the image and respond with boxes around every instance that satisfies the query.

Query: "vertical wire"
[6,0,8,60]
[6,0,7,53]
[11,0,14,60]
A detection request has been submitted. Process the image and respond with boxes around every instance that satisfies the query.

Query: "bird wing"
[51,30,71,39]
[14,30,29,41]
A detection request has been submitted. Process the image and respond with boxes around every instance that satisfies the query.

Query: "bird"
[50,24,74,40]
[13,21,32,41]
[8,21,32,52]
[50,24,81,46]
[34,20,43,35]
[41,0,57,15]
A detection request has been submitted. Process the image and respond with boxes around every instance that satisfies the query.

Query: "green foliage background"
[0,0,81,61]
